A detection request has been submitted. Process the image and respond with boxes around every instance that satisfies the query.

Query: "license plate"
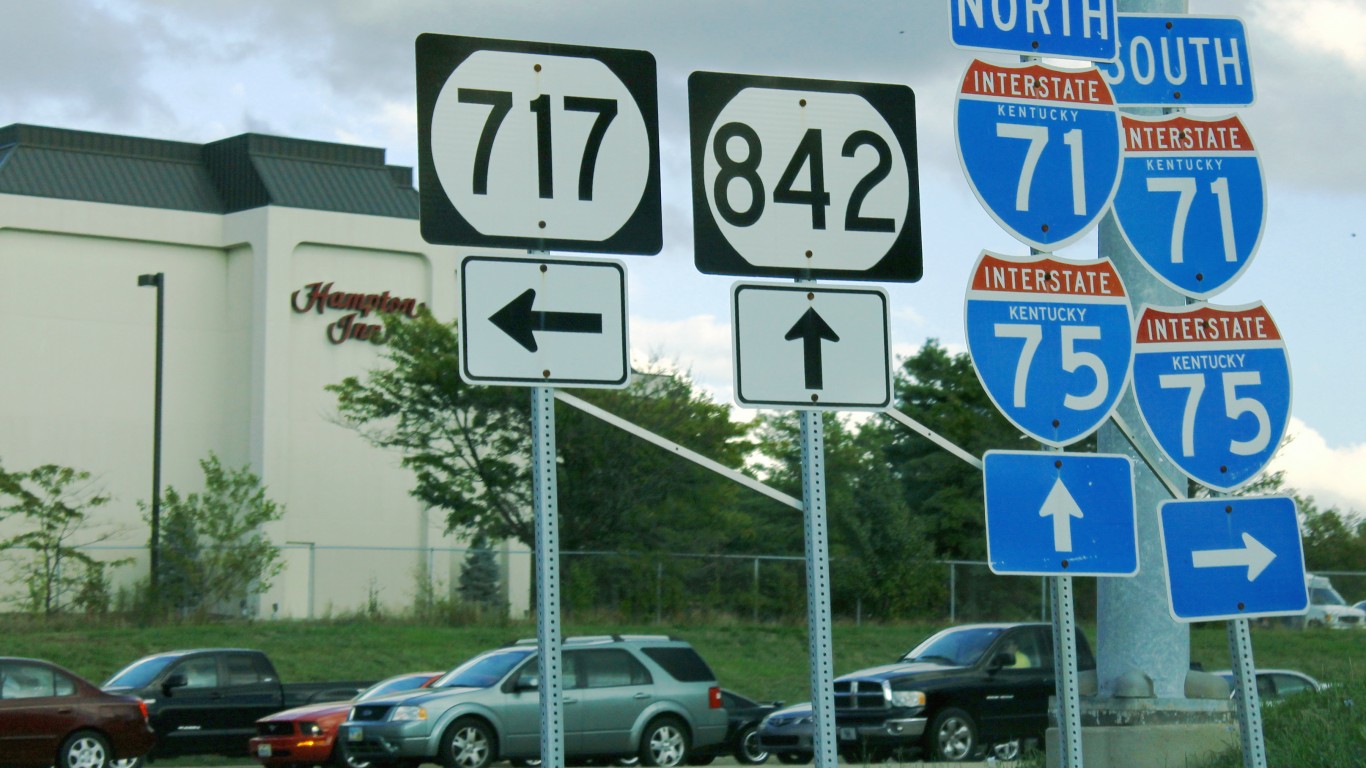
[257,744,272,758]
[838,728,856,742]
[348,728,363,742]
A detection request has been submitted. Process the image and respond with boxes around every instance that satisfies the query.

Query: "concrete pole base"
[1045,697,1239,768]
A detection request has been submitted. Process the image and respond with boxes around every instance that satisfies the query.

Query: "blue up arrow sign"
[1159,496,1308,623]
[983,451,1137,576]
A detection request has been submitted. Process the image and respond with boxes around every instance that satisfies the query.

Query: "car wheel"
[639,716,690,768]
[774,754,811,765]
[60,731,112,768]
[925,708,976,762]
[510,760,542,768]
[108,759,144,768]
[439,718,496,768]
[990,739,1021,761]
[734,725,769,765]
[615,759,640,767]
[331,739,371,768]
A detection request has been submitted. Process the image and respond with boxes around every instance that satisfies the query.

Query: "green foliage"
[148,454,284,615]
[1297,495,1366,575]
[0,463,124,616]
[1197,675,1366,768]
[458,535,505,612]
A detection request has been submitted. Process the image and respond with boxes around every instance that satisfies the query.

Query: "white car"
[1214,669,1326,702]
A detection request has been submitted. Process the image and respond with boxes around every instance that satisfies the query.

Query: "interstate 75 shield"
[1113,114,1265,299]
[1132,303,1291,492]
[966,251,1133,447]
[956,60,1121,252]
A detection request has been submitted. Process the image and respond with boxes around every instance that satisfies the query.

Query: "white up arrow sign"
[1040,478,1084,552]
[1191,532,1277,581]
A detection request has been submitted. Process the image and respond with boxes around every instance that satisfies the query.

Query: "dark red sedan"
[0,657,155,768]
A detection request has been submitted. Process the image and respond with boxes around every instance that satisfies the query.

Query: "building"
[0,123,529,617]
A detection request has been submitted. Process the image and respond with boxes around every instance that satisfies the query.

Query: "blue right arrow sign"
[1159,496,1308,622]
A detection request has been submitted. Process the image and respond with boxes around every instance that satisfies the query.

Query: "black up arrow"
[490,289,603,353]
[784,308,840,390]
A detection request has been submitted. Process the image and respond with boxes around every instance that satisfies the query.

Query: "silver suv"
[340,635,728,768]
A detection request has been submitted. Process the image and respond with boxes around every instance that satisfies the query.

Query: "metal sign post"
[799,410,838,768]
[1227,616,1267,768]
[1051,573,1084,768]
[531,386,564,768]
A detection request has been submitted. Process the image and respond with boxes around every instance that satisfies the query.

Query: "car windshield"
[103,655,177,689]
[357,674,435,702]
[1309,586,1346,606]
[902,627,1005,667]
[431,649,534,689]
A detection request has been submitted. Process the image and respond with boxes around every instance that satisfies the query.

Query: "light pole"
[138,272,164,594]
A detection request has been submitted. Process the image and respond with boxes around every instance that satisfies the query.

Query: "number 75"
[1159,371,1271,457]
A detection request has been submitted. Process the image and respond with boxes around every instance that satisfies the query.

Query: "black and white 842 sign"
[417,34,662,254]
[689,72,922,282]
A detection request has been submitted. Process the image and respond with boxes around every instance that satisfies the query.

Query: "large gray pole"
[1095,0,1191,700]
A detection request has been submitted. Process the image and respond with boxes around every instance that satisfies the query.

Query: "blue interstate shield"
[1113,114,1265,298]
[966,252,1133,447]
[956,60,1122,252]
[1132,303,1291,492]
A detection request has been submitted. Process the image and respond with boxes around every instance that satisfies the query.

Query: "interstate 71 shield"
[1113,114,1265,299]
[1132,303,1291,492]
[956,60,1121,252]
[966,251,1133,447]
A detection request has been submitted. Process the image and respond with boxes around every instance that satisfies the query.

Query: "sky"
[4,0,1364,515]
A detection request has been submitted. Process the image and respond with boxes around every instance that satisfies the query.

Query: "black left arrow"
[784,308,840,390]
[489,289,603,353]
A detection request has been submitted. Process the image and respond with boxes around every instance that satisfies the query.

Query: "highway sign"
[460,255,629,388]
[965,251,1133,447]
[417,34,661,254]
[1159,496,1308,622]
[1113,114,1265,299]
[1132,303,1291,492]
[983,451,1137,576]
[732,282,891,410]
[690,72,921,282]
[949,0,1119,62]
[956,60,1122,252]
[1099,14,1255,107]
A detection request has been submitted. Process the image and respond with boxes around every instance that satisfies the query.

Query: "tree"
[149,454,284,614]
[0,463,125,616]
[457,535,505,612]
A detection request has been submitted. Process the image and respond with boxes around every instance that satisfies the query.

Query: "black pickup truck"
[833,622,1095,763]
[101,648,372,764]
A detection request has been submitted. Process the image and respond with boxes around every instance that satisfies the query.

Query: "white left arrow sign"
[1040,478,1084,552]
[1191,532,1276,581]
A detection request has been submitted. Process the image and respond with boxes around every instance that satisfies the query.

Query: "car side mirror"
[162,673,188,695]
[516,676,540,693]
[989,653,1014,672]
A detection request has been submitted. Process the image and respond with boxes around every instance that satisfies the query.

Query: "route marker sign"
[460,255,629,388]
[1099,14,1255,107]
[983,450,1137,576]
[965,251,1133,448]
[417,34,662,254]
[956,60,1122,253]
[689,72,922,282]
[1158,496,1308,622]
[949,0,1120,62]
[731,282,892,410]
[1113,114,1265,299]
[1132,302,1291,492]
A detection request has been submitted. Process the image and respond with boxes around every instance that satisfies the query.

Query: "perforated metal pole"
[800,410,838,768]
[1227,618,1267,768]
[1051,575,1084,767]
[531,386,564,768]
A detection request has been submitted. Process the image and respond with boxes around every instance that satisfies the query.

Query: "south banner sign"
[1113,114,1265,299]
[1100,14,1255,107]
[965,251,1133,448]
[956,60,1121,252]
[949,0,1119,62]
[1132,303,1291,492]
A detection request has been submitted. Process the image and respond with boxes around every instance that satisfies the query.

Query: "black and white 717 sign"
[417,34,662,255]
[689,72,922,282]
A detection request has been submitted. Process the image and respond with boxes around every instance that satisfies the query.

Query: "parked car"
[1214,669,1327,702]
[832,622,1094,763]
[0,657,155,768]
[341,635,728,768]
[687,689,781,765]
[102,648,372,764]
[250,671,441,768]
[755,702,813,765]
[1296,574,1365,629]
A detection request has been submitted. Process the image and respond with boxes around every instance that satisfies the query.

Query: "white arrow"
[1039,478,1084,553]
[1191,532,1277,581]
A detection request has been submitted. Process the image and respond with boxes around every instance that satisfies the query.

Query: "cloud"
[1270,418,1366,514]
[629,313,734,404]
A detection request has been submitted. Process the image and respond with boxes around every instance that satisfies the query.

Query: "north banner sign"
[1159,496,1308,623]
[966,251,1133,448]
[1099,14,1255,107]
[983,451,1137,577]
[956,60,1121,252]
[689,72,922,282]
[1132,303,1291,492]
[1113,114,1265,299]
[949,0,1119,62]
[417,34,662,255]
